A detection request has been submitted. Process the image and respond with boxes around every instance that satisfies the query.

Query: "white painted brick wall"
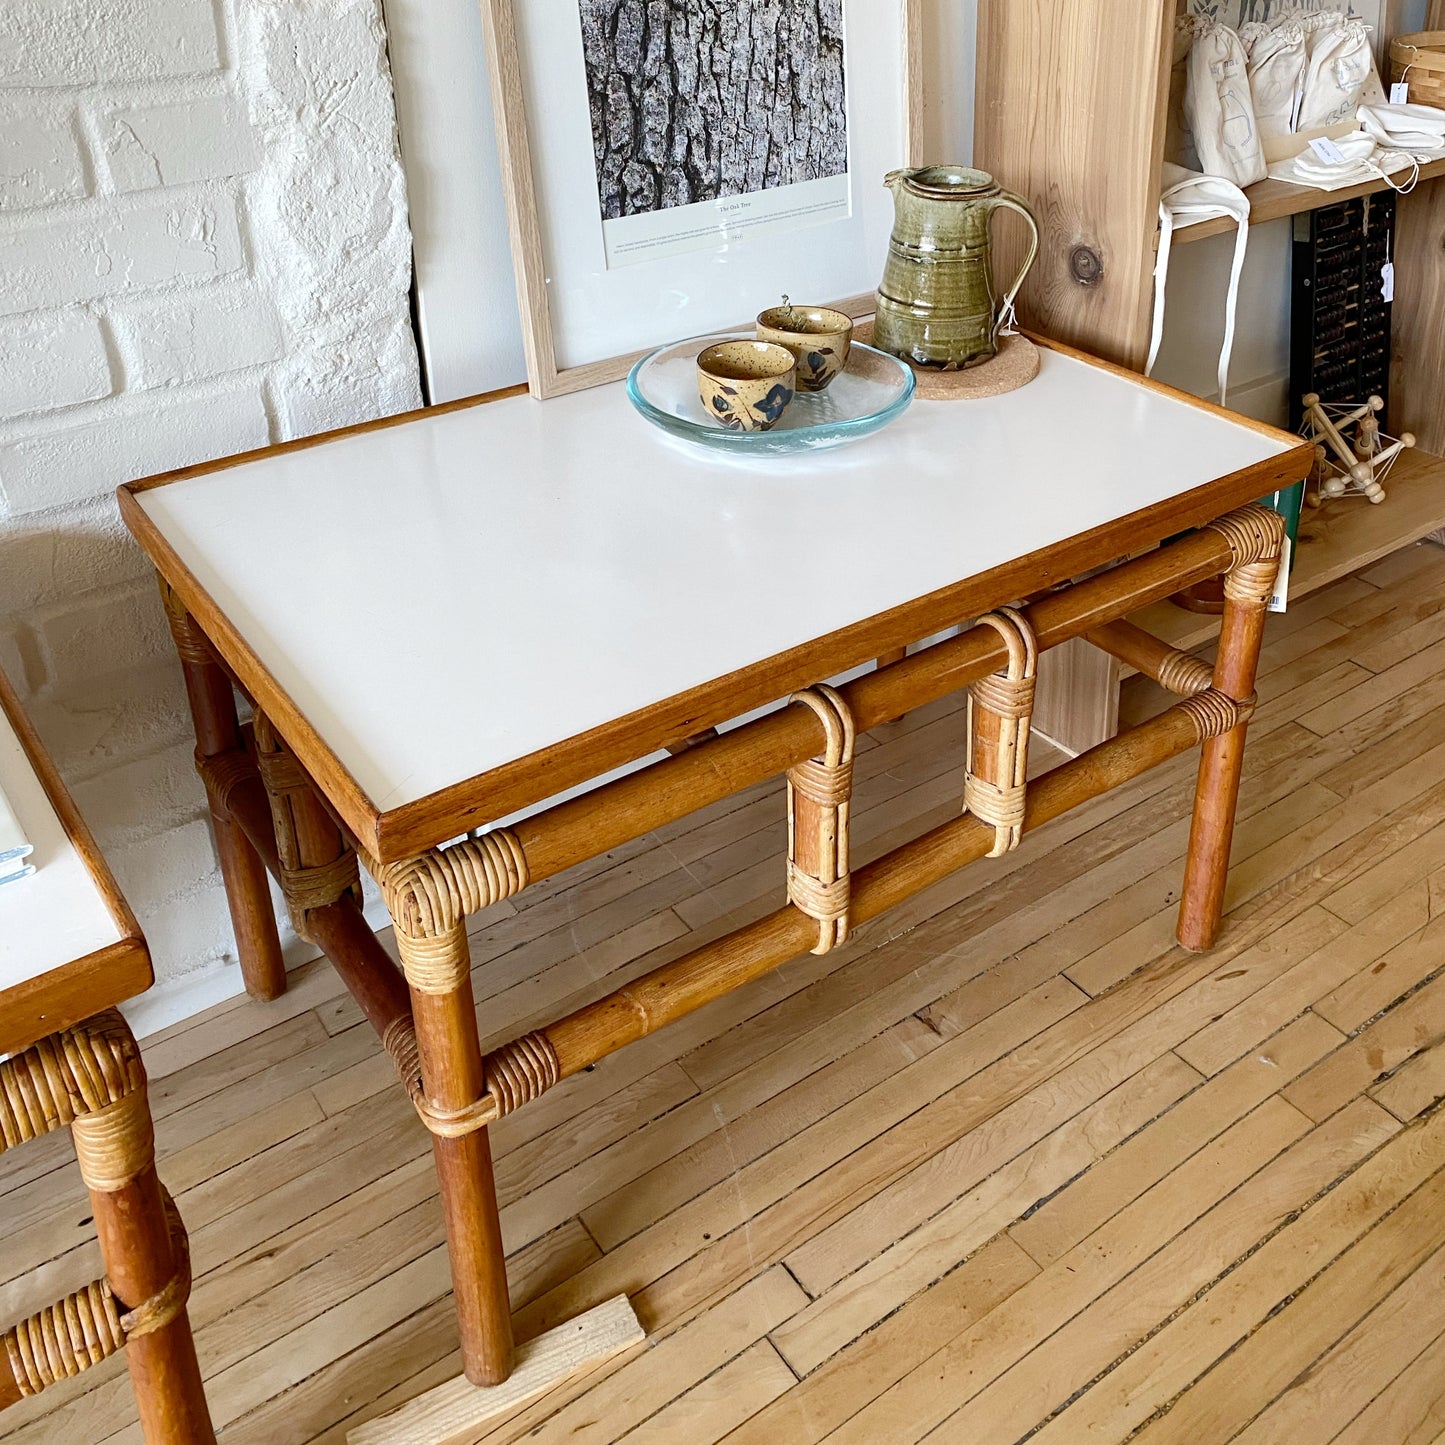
[0,0,423,1029]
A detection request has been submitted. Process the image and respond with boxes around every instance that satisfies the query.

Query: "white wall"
[0,0,422,1031]
[1150,219,1295,424]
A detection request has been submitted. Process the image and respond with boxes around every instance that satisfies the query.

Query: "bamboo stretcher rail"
[510,528,1235,887]
[463,693,1225,1131]
[197,523,1251,1139]
[218,771,414,1043]
[1086,618,1214,696]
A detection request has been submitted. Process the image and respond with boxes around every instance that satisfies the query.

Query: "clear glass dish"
[627,330,915,455]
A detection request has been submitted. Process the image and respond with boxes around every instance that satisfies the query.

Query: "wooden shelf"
[1130,446,1445,654]
[1166,157,1445,247]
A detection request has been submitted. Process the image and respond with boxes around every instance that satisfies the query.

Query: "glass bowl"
[627,330,915,455]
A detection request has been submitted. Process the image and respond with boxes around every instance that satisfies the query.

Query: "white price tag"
[1268,535,1292,614]
[1308,136,1348,165]
[1382,260,1396,302]
[1391,81,1411,104]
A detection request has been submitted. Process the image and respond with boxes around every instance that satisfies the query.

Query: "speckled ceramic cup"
[756,304,854,392]
[696,340,797,431]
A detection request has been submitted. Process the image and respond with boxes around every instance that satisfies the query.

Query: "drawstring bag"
[1358,101,1445,154]
[1186,22,1266,186]
[1268,131,1419,192]
[1242,21,1307,139]
[1167,15,1202,170]
[1147,164,1251,408]
[1299,19,1374,129]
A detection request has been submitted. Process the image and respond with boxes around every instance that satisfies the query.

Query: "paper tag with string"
[1382,232,1395,303]
[1268,535,1291,614]
[997,298,1019,337]
[1391,81,1411,103]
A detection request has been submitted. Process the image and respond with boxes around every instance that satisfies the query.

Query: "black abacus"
[1290,191,1395,430]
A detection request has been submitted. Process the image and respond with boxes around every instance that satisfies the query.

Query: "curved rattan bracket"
[964,608,1038,857]
[787,685,857,954]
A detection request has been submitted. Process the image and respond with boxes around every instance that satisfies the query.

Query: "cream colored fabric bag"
[1241,21,1306,139]
[1186,22,1266,186]
[1298,18,1374,130]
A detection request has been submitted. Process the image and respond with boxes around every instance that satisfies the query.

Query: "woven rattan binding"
[1208,504,1286,605]
[375,832,530,996]
[964,609,1038,857]
[786,686,857,955]
[382,1016,556,1134]
[0,1011,144,1161]
[252,715,362,938]
[158,581,219,668]
[2,1190,191,1398]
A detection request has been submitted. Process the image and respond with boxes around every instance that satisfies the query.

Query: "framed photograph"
[481,0,923,397]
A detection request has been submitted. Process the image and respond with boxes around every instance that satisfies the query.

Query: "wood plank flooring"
[5,542,1445,1444]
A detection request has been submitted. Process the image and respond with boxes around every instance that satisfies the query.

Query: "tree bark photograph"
[579,0,849,221]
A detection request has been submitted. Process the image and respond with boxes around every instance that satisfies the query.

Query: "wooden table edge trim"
[121,444,1309,864]
[0,940,152,1060]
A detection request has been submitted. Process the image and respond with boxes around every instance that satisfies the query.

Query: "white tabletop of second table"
[0,704,123,993]
[136,349,1292,815]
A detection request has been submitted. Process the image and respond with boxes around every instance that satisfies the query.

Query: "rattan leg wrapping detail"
[71,1088,155,1193]
[376,831,530,953]
[2,1190,191,1399]
[194,746,257,824]
[1207,504,1286,606]
[1155,649,1216,697]
[160,581,220,668]
[254,714,361,939]
[1177,689,1257,742]
[0,1011,143,1157]
[786,686,856,954]
[382,1014,556,1133]
[964,609,1038,857]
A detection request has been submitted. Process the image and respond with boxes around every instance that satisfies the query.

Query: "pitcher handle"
[989,190,1040,337]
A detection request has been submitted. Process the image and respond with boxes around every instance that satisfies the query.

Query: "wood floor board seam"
[1111,1134,1445,1445]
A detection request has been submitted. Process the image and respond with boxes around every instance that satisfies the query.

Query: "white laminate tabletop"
[136,349,1294,820]
[0,701,124,992]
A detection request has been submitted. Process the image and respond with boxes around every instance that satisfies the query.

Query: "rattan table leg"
[1178,506,1285,951]
[378,851,526,1388]
[419,979,514,1387]
[85,1168,213,1444]
[161,582,286,1001]
[0,1014,213,1442]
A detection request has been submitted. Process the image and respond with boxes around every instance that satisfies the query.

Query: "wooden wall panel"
[1391,178,1445,454]
[974,0,1174,370]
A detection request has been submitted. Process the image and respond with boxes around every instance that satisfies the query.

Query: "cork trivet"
[855,322,1040,400]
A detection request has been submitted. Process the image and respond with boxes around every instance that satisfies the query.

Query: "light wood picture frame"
[480,0,924,398]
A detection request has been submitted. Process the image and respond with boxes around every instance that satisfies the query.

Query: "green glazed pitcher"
[873,166,1040,370]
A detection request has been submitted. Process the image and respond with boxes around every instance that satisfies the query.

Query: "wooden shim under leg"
[347,1295,644,1445]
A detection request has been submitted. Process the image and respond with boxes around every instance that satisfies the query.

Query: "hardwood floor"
[6,542,1445,1444]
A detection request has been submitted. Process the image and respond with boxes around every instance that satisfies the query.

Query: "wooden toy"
[1301,393,1415,505]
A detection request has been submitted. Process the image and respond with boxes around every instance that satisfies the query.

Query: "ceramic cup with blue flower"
[756,303,854,392]
[696,340,797,431]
